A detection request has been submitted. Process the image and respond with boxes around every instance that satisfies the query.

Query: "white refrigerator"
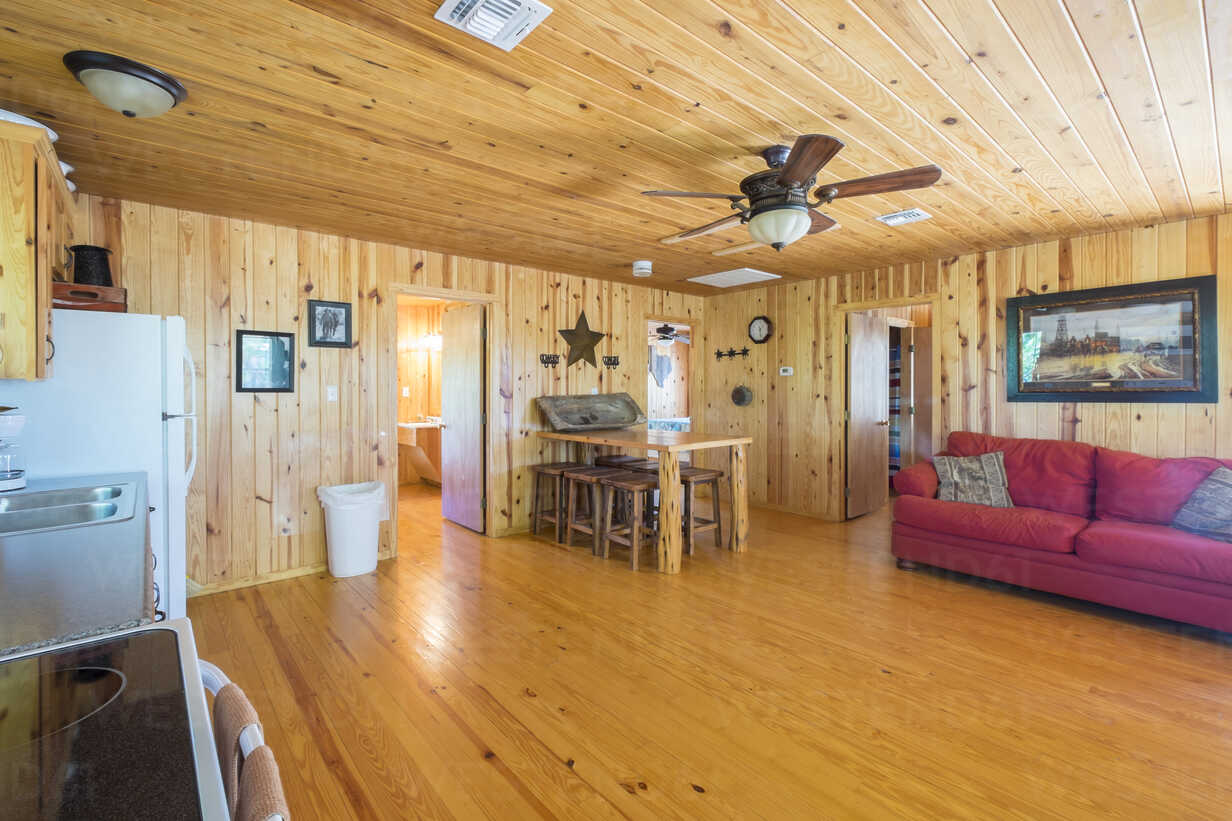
[1,309,196,618]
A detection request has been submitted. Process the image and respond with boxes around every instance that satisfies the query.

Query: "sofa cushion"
[894,494,1089,553]
[1076,519,1232,586]
[1172,467,1232,543]
[945,432,1096,517]
[934,452,1012,507]
[1094,448,1230,526]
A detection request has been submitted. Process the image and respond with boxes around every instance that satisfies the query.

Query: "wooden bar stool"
[680,466,725,554]
[562,466,625,554]
[530,461,584,543]
[595,454,642,468]
[600,472,659,570]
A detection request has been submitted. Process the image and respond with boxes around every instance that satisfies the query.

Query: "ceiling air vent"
[875,207,932,227]
[434,0,552,51]
[687,268,782,288]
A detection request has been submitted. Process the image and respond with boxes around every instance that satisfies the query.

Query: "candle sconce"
[714,347,751,360]
[602,355,620,369]
[539,353,561,368]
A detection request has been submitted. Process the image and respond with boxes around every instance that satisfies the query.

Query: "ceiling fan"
[642,135,942,254]
[651,322,686,348]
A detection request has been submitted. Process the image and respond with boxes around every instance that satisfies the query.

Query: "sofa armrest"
[894,460,938,498]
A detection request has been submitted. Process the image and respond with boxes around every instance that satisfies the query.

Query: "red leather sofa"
[892,432,1232,633]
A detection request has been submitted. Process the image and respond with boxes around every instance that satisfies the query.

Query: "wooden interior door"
[441,303,485,532]
[847,311,890,518]
[909,326,934,464]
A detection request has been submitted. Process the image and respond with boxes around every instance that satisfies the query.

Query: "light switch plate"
[401,386,410,397]
[326,385,338,402]
[779,366,794,376]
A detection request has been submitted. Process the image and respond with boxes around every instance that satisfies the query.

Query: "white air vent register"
[434,0,552,51]
[875,208,932,227]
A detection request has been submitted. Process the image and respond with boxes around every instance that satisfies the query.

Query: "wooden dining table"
[536,428,752,573]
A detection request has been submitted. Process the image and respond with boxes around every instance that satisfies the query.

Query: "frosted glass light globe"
[747,207,811,250]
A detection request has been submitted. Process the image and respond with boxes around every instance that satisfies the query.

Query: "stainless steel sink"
[0,503,119,535]
[0,485,123,513]
[0,483,136,537]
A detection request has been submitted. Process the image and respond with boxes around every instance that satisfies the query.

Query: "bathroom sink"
[0,485,123,513]
[0,483,136,537]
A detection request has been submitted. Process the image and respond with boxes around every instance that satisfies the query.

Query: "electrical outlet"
[779,366,794,376]
[590,387,599,395]
[401,386,410,397]
[326,385,338,402]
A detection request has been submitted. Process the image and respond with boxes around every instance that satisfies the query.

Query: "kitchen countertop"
[398,420,441,429]
[0,472,151,656]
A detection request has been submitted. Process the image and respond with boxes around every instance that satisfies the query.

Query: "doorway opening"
[844,302,934,519]
[647,319,692,433]
[395,294,487,532]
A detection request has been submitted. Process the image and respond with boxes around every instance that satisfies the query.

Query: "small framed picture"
[236,330,295,393]
[308,299,353,348]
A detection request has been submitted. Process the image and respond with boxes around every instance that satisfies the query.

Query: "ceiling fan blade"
[821,165,942,200]
[776,134,845,187]
[642,190,744,200]
[808,209,838,234]
[659,213,743,245]
[711,241,762,256]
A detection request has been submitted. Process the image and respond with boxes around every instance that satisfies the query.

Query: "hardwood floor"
[189,485,1232,819]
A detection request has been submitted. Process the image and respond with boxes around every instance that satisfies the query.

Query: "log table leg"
[729,444,749,552]
[656,451,683,573]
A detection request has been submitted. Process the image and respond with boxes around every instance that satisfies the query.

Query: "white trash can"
[317,481,388,577]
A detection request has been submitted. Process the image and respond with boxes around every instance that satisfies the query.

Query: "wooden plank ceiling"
[0,0,1227,294]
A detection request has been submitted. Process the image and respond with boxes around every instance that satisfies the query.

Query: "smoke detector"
[632,260,653,278]
[434,0,552,52]
[875,208,931,227]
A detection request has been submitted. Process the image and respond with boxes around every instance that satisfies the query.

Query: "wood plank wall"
[701,214,1232,521]
[396,301,447,422]
[647,336,691,419]
[79,195,702,592]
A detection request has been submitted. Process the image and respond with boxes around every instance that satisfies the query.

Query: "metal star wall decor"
[558,311,606,368]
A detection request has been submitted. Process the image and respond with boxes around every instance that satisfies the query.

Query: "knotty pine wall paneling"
[80,195,702,593]
[703,214,1232,522]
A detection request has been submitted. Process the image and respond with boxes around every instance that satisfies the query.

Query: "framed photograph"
[235,330,295,393]
[1007,275,1217,403]
[308,299,352,348]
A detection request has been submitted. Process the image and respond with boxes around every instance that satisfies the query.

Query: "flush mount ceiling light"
[63,51,187,118]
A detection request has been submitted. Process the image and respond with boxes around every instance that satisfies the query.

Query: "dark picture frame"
[1006,275,1217,403]
[307,299,352,348]
[235,330,295,393]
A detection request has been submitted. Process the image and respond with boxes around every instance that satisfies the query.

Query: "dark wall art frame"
[307,299,353,348]
[235,330,296,393]
[1006,275,1217,404]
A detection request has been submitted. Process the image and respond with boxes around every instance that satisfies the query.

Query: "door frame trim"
[837,295,941,519]
[390,283,495,536]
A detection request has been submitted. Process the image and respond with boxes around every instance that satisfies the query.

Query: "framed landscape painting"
[1006,275,1217,403]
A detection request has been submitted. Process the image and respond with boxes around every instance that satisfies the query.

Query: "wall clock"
[748,315,773,344]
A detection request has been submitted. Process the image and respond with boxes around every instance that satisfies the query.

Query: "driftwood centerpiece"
[535,392,647,431]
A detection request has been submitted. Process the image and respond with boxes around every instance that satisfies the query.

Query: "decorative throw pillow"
[933,451,1013,508]
[1172,467,1232,543]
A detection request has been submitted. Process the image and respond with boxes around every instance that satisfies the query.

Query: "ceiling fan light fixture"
[63,51,187,118]
[746,206,811,251]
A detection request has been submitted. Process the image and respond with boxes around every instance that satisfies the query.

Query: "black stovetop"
[0,629,203,820]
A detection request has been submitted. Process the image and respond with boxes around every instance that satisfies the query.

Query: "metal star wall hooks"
[715,347,751,360]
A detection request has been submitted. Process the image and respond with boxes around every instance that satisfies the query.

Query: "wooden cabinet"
[0,122,77,380]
